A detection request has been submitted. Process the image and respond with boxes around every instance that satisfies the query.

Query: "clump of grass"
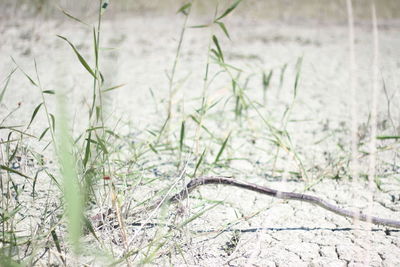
[2,0,399,265]
[1,0,304,263]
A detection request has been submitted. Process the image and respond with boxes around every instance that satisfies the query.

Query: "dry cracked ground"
[1,12,400,266]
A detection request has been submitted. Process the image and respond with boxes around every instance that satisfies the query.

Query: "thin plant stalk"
[193,2,219,156]
[369,2,379,192]
[35,61,57,153]
[167,1,192,121]
[365,3,380,259]
[346,0,359,181]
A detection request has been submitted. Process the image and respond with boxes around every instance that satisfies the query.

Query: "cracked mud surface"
[166,179,400,266]
[1,13,400,266]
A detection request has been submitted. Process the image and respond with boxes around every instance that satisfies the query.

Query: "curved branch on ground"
[167,176,400,229]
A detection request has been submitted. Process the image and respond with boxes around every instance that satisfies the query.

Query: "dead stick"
[167,176,400,229]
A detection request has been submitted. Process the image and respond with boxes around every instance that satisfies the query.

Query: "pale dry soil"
[1,14,400,266]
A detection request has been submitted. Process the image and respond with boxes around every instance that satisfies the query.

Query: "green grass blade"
[0,68,17,103]
[157,115,170,141]
[105,129,120,139]
[39,127,50,141]
[96,106,101,122]
[102,83,126,93]
[96,136,108,154]
[179,120,185,152]
[214,132,231,164]
[177,2,192,15]
[0,206,21,223]
[189,24,211,28]
[149,143,159,154]
[376,136,400,140]
[146,129,157,137]
[0,126,36,138]
[279,63,288,88]
[216,21,231,40]
[47,172,61,188]
[11,57,38,87]
[215,60,242,72]
[50,113,56,131]
[0,125,24,129]
[51,229,66,264]
[294,57,303,97]
[189,115,214,137]
[212,35,224,62]
[83,216,100,242]
[0,165,32,180]
[193,149,206,177]
[28,103,43,128]
[215,0,242,21]
[8,144,18,162]
[262,70,273,103]
[57,35,97,80]
[83,132,92,168]
[93,27,98,68]
[210,48,221,61]
[85,126,105,132]
[262,70,273,91]
[59,7,89,25]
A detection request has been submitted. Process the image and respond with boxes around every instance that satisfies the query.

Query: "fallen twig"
[167,176,400,229]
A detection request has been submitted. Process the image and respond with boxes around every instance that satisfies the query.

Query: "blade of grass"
[215,0,242,21]
[11,57,38,86]
[0,68,17,103]
[177,2,192,15]
[96,136,108,154]
[190,115,214,137]
[215,21,230,40]
[279,63,287,89]
[294,57,303,97]
[376,136,400,140]
[49,113,56,132]
[179,120,185,152]
[0,206,21,223]
[57,35,97,80]
[83,132,92,168]
[28,103,43,128]
[193,149,206,177]
[0,165,33,180]
[189,24,211,28]
[149,143,159,154]
[262,70,273,103]
[83,216,100,242]
[212,35,224,62]
[38,127,49,141]
[214,132,231,164]
[102,83,126,93]
[0,126,36,138]
[51,229,66,265]
[59,7,89,25]
[7,144,18,162]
